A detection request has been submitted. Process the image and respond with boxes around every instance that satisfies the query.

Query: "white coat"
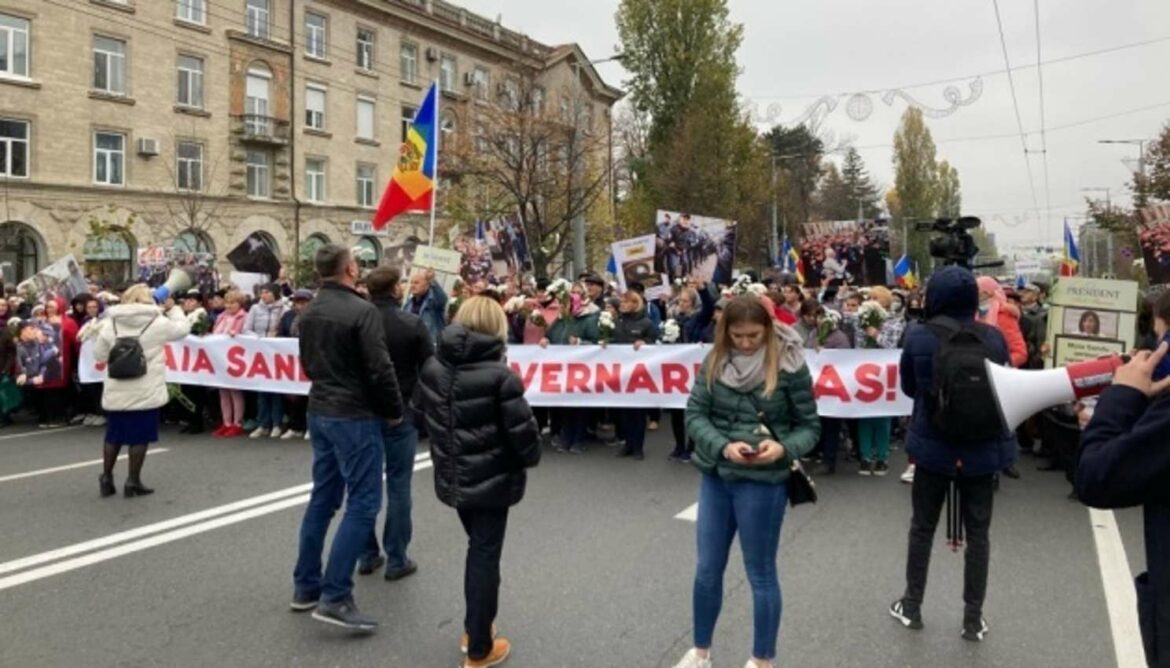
[92,304,192,412]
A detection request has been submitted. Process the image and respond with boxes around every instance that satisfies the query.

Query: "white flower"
[729,275,756,296]
[547,278,572,300]
[504,296,527,314]
[747,283,768,296]
[822,308,842,325]
[598,311,615,329]
[660,318,681,343]
[1133,258,1146,269]
[857,300,889,328]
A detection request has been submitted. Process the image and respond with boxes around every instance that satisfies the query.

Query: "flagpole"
[428,80,440,246]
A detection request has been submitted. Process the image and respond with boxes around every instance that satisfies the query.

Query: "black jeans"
[670,409,693,454]
[615,408,646,455]
[458,507,510,660]
[819,417,843,469]
[902,467,995,620]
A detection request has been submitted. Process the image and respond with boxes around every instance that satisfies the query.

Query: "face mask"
[978,304,990,316]
[570,293,583,315]
[890,301,904,315]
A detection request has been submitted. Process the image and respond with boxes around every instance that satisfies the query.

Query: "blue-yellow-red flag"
[373,83,438,229]
[1060,219,1080,277]
[787,244,805,285]
[894,254,917,288]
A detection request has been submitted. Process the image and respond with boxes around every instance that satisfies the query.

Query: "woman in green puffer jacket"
[672,296,820,668]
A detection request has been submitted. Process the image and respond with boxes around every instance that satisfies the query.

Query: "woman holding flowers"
[799,300,852,475]
[543,280,600,454]
[610,290,656,461]
[855,286,902,476]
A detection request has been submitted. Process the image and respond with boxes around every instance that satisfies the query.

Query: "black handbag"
[747,392,818,507]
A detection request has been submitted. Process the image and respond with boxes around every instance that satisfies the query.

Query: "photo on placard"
[1061,308,1120,339]
[654,210,737,289]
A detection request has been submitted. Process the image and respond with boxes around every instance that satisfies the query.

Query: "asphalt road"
[0,421,1147,668]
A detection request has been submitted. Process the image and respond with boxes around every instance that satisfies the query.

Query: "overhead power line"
[991,0,1042,225]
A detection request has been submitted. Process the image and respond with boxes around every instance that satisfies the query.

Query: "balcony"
[231,114,290,145]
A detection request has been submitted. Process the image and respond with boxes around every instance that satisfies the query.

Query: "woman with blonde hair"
[91,284,192,497]
[674,296,820,668]
[211,290,249,437]
[415,297,541,667]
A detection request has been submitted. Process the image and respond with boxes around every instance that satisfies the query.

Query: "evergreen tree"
[892,108,940,265]
[841,148,882,219]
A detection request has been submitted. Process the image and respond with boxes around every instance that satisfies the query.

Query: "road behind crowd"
[0,424,1146,668]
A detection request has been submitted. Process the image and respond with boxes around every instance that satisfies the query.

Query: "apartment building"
[0,0,620,285]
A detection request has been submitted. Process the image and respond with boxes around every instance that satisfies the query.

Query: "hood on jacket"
[437,324,505,366]
[926,266,979,319]
[106,303,164,327]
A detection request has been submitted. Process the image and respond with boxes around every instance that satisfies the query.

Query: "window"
[531,86,545,116]
[399,42,417,84]
[176,0,206,25]
[245,64,271,134]
[93,36,126,95]
[305,13,327,59]
[559,95,570,123]
[305,158,326,203]
[473,122,488,154]
[356,96,375,141]
[439,54,456,93]
[93,132,125,186]
[245,149,270,197]
[400,105,416,144]
[176,55,204,108]
[440,111,456,137]
[584,103,595,134]
[246,0,269,40]
[0,119,29,178]
[305,85,326,130]
[356,28,374,71]
[501,78,519,111]
[356,164,376,208]
[354,236,380,268]
[176,141,203,191]
[0,13,30,78]
[472,66,489,101]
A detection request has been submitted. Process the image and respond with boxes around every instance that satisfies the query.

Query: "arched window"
[0,222,46,285]
[301,233,330,260]
[83,227,136,285]
[174,229,215,255]
[354,236,381,269]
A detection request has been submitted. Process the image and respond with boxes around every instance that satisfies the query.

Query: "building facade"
[0,0,620,286]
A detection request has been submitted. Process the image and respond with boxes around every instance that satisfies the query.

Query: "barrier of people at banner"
[80,338,910,417]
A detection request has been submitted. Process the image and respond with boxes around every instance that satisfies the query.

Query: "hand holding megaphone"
[152,268,195,303]
[987,353,1137,432]
[1113,343,1170,398]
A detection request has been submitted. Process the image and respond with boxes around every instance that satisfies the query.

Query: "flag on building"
[893,254,917,289]
[372,83,438,230]
[1060,219,1080,277]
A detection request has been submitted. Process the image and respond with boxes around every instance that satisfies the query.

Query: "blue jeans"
[361,421,419,572]
[293,415,384,604]
[256,392,284,430]
[693,473,788,661]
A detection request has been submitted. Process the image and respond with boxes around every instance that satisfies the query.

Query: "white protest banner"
[80,339,910,417]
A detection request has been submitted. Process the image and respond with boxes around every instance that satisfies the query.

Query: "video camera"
[914,216,1003,270]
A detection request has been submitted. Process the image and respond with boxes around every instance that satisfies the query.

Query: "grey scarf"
[718,323,807,392]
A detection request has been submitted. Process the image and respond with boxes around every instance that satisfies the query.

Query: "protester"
[277,290,314,440]
[674,296,820,668]
[243,283,287,438]
[544,282,600,454]
[211,291,248,438]
[856,286,902,477]
[74,295,106,427]
[415,297,540,668]
[890,266,1016,643]
[175,289,210,435]
[292,244,404,631]
[359,267,435,582]
[91,284,192,497]
[976,276,1027,368]
[611,290,656,461]
[406,268,449,341]
[803,303,851,476]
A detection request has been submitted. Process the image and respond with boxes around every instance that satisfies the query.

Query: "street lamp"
[1080,187,1113,277]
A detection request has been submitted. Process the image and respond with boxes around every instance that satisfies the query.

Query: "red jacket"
[41,298,77,390]
[995,304,1028,368]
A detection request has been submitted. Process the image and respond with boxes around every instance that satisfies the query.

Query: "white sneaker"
[672,649,712,668]
[270,427,283,439]
[281,430,303,440]
[91,416,106,427]
[304,431,311,441]
[70,414,86,425]
[249,427,267,439]
[81,415,95,426]
[901,464,916,484]
[744,662,773,668]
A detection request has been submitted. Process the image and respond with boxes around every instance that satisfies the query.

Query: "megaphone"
[986,355,1126,431]
[152,268,195,303]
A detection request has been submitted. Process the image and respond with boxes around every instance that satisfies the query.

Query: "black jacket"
[612,310,656,344]
[371,297,434,405]
[1077,385,1170,667]
[299,282,403,421]
[415,325,540,509]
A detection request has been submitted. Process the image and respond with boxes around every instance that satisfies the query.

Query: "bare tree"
[153,128,230,246]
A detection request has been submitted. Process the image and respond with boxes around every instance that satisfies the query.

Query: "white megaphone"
[986,355,1127,432]
[152,268,195,303]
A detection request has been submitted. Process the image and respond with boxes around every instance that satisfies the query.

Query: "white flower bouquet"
[598,310,615,343]
[660,318,681,343]
[504,296,527,314]
[857,300,889,348]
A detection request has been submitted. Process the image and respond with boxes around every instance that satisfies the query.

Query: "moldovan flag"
[787,244,805,285]
[893,254,917,289]
[1060,219,1080,277]
[372,83,438,230]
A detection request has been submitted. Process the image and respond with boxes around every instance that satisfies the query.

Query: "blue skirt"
[105,409,161,446]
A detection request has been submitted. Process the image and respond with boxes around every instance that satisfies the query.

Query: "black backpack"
[106,315,158,380]
[926,316,1004,445]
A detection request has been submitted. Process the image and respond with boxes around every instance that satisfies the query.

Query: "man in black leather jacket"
[291,245,403,632]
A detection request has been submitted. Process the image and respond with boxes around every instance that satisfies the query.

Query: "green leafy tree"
[937,160,962,218]
[892,108,940,265]
[841,148,882,219]
[1133,121,1170,206]
[812,162,855,221]
[766,125,824,229]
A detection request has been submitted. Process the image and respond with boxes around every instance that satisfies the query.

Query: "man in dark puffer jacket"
[415,299,540,667]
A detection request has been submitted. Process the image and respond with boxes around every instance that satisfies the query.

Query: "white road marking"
[0,449,170,483]
[0,456,433,590]
[675,502,698,522]
[0,426,84,442]
[1089,508,1146,668]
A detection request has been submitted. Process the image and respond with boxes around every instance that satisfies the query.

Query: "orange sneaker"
[462,638,510,667]
[460,624,499,653]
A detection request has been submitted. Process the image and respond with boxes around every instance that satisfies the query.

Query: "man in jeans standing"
[888,266,1017,642]
[358,266,434,582]
[291,245,404,631]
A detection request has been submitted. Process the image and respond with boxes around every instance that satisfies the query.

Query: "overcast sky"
[461,0,1170,252]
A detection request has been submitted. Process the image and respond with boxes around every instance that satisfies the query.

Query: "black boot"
[100,443,120,497]
[99,473,116,497]
[124,445,154,498]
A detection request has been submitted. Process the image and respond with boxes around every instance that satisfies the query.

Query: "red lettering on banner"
[192,349,215,374]
[887,365,899,401]
[509,362,538,390]
[226,346,247,377]
[540,363,563,393]
[814,365,851,402]
[594,364,622,392]
[626,364,659,394]
[297,360,309,382]
[855,364,883,402]
[661,364,689,394]
[566,364,592,393]
[164,345,177,371]
[274,354,297,381]
[248,354,273,379]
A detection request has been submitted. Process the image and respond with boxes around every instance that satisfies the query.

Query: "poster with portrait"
[799,220,891,287]
[1045,277,1138,368]
[1139,204,1170,285]
[15,318,65,386]
[18,255,88,302]
[383,235,423,280]
[611,234,664,296]
[450,217,532,286]
[653,210,737,297]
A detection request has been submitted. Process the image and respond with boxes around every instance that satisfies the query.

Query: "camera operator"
[1077,291,1170,667]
